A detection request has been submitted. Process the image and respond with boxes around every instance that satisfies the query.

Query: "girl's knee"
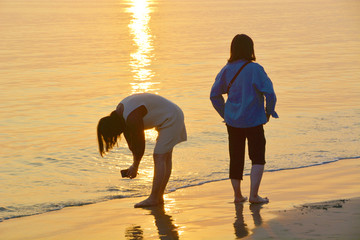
[153,150,173,161]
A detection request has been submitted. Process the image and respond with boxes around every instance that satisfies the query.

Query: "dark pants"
[226,124,266,180]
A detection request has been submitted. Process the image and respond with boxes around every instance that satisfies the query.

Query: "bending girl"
[97,93,187,208]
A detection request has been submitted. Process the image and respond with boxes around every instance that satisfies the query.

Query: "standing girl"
[210,34,278,203]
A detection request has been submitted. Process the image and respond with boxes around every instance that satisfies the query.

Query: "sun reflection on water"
[127,0,159,94]
[127,0,158,141]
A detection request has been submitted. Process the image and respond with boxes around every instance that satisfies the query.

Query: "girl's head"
[228,34,256,63]
[97,111,124,157]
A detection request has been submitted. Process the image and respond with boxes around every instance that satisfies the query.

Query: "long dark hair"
[97,111,124,157]
[228,34,256,63]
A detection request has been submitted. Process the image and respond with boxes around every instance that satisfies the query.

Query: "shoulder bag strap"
[226,61,251,94]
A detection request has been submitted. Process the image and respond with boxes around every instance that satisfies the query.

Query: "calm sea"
[1,0,359,221]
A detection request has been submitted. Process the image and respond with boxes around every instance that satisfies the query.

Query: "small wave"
[104,195,128,200]
[0,201,94,222]
[265,156,360,173]
[0,194,142,222]
[0,207,8,212]
[106,187,121,192]
[168,177,228,193]
[168,156,360,193]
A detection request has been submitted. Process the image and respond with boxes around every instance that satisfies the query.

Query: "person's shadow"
[125,205,179,240]
[233,203,264,239]
[233,203,249,238]
[249,203,263,227]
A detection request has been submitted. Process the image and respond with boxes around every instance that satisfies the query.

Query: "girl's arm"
[124,105,147,178]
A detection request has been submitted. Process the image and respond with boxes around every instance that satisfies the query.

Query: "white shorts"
[154,107,187,154]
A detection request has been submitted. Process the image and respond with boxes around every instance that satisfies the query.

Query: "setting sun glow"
[127,0,158,93]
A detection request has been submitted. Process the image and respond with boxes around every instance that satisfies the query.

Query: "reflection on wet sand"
[148,205,179,239]
[125,205,179,240]
[233,203,265,238]
[250,203,264,227]
[125,225,143,240]
[234,203,249,238]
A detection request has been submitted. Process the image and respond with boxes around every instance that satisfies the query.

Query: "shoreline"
[0,158,359,239]
[1,157,356,223]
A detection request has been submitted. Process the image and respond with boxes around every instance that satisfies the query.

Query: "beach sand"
[0,158,359,240]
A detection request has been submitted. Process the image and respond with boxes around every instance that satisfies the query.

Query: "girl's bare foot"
[234,196,248,203]
[249,196,269,204]
[134,197,162,208]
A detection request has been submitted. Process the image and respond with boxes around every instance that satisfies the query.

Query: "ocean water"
[0,0,359,221]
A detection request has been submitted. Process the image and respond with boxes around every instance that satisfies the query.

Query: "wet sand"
[0,158,359,239]
[245,198,360,239]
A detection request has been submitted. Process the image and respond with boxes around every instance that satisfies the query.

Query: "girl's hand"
[266,113,270,123]
[128,164,138,179]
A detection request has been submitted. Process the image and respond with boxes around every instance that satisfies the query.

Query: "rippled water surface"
[0,0,359,221]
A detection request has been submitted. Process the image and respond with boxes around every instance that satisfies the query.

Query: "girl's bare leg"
[134,151,173,208]
[249,165,269,204]
[231,179,248,203]
[159,151,172,203]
